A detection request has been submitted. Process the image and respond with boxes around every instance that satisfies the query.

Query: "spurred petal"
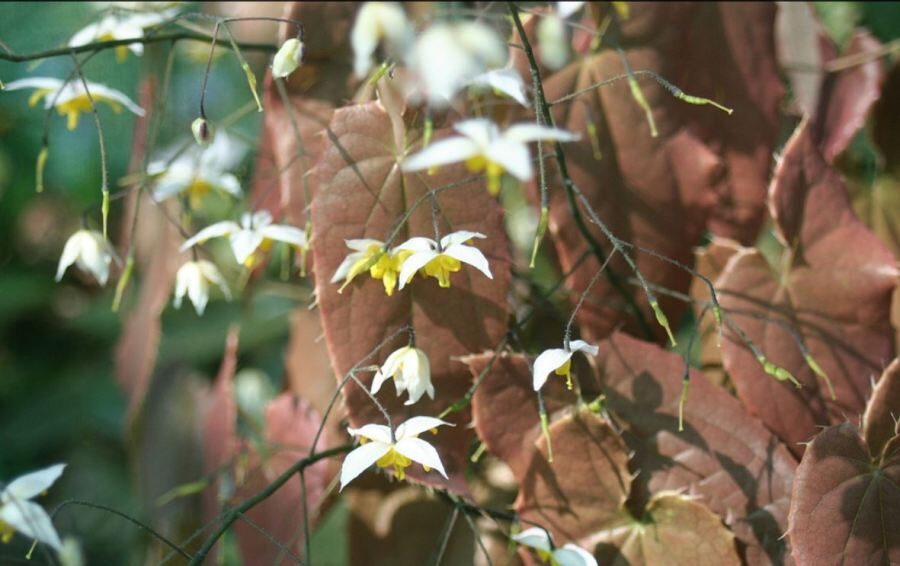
[397,250,439,289]
[554,544,598,566]
[394,437,447,477]
[179,221,240,251]
[512,527,553,552]
[532,348,573,391]
[0,500,62,551]
[3,77,64,93]
[260,224,308,248]
[86,83,146,116]
[504,123,579,144]
[569,339,599,357]
[395,416,452,439]
[444,244,493,279]
[402,137,481,172]
[347,423,393,444]
[370,369,391,395]
[439,230,485,248]
[339,442,391,490]
[3,464,65,501]
[229,229,265,264]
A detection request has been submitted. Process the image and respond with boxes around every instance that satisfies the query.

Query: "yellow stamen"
[28,88,51,107]
[554,358,573,390]
[243,239,274,269]
[423,254,461,288]
[0,521,14,544]
[486,161,504,195]
[370,249,411,296]
[187,179,213,209]
[376,447,412,480]
[115,45,130,63]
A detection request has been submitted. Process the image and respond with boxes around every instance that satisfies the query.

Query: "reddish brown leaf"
[812,31,885,163]
[719,123,897,452]
[311,102,511,493]
[599,332,797,565]
[543,6,721,341]
[591,493,741,566]
[788,423,900,566]
[863,359,900,458]
[515,411,632,543]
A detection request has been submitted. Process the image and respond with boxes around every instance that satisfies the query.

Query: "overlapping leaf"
[718,122,897,453]
[598,333,797,565]
[788,423,900,565]
[310,101,511,493]
[862,358,900,457]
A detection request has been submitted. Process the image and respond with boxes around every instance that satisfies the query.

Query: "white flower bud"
[272,37,304,79]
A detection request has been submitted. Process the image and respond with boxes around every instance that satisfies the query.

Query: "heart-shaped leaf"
[788,423,900,565]
[598,332,797,564]
[311,101,511,493]
[718,122,897,453]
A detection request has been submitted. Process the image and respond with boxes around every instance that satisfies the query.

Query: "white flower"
[173,260,231,315]
[512,527,597,566]
[0,464,66,552]
[537,13,570,71]
[467,68,529,107]
[351,2,414,78]
[408,21,507,107]
[533,340,599,391]
[4,77,145,130]
[557,1,586,19]
[149,132,245,205]
[68,11,173,62]
[330,239,412,296]
[272,37,304,79]
[372,346,434,405]
[56,229,119,286]
[179,210,308,268]
[340,416,452,489]
[396,231,492,290]
[403,118,578,195]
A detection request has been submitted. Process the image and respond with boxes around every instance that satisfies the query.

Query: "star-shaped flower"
[402,118,578,195]
[0,464,66,552]
[68,10,174,62]
[371,346,434,405]
[179,210,308,269]
[173,260,231,316]
[396,231,492,290]
[149,132,245,207]
[512,527,597,566]
[4,77,145,130]
[533,340,599,391]
[56,229,119,286]
[340,417,451,489]
[351,2,414,78]
[330,239,412,296]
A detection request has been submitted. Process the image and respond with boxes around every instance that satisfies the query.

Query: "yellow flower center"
[375,447,412,480]
[423,254,461,288]
[32,89,124,130]
[187,179,213,209]
[554,358,573,390]
[465,155,505,196]
[0,520,14,544]
[243,238,274,269]
[370,249,411,296]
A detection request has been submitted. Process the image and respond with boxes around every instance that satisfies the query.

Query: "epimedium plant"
[1,1,899,565]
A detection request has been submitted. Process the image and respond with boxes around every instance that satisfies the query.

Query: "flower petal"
[3,464,65,501]
[439,230,485,248]
[88,83,146,116]
[251,210,273,229]
[402,136,480,172]
[347,423,392,444]
[0,500,62,551]
[346,238,384,251]
[394,437,447,478]
[569,339,599,357]
[453,118,497,148]
[557,1,586,19]
[198,260,231,301]
[395,416,452,439]
[468,69,529,107]
[554,544,598,566]
[504,123,579,144]
[397,250,438,290]
[229,229,265,264]
[395,237,437,253]
[56,232,86,282]
[260,224,308,248]
[532,348,573,391]
[512,527,553,552]
[3,77,64,92]
[339,442,391,491]
[179,221,240,251]
[331,251,363,283]
[444,244,492,279]
[485,138,533,181]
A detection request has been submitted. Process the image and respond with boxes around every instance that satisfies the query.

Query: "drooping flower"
[179,210,308,269]
[408,21,508,107]
[272,37,304,79]
[372,346,434,405]
[173,260,231,315]
[0,464,66,552]
[396,231,492,290]
[350,2,414,78]
[467,68,529,107]
[339,417,451,489]
[4,77,145,130]
[330,239,412,296]
[56,229,119,286]
[402,118,578,195]
[533,340,598,391]
[68,11,174,62]
[148,132,245,206]
[512,527,597,566]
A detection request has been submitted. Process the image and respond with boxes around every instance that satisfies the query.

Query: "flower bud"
[191,116,212,146]
[272,37,304,79]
